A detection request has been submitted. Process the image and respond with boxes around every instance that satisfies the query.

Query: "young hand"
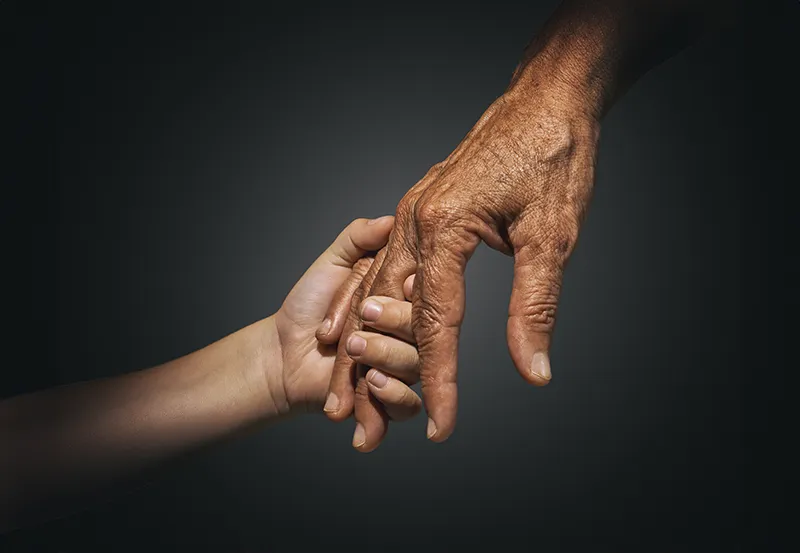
[317,271,422,452]
[344,275,422,452]
[271,217,421,423]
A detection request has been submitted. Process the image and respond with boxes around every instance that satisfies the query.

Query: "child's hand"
[343,275,422,452]
[272,217,421,423]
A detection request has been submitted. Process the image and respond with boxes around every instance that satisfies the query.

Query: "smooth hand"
[272,216,415,416]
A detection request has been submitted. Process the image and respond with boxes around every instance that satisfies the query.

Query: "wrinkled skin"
[320,0,727,451]
[324,87,600,449]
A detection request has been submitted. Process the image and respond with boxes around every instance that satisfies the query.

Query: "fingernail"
[319,318,332,335]
[360,300,382,322]
[346,335,367,356]
[366,215,391,226]
[323,392,339,413]
[530,352,552,381]
[426,418,438,440]
[368,370,388,388]
[352,423,366,448]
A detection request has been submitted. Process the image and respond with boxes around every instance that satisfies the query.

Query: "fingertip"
[353,375,390,453]
[530,351,552,381]
[420,382,457,441]
[315,318,336,344]
[353,437,380,453]
[510,351,552,387]
[345,333,367,359]
[426,416,453,443]
[525,374,552,387]
[353,215,394,251]
[324,406,352,423]
[358,297,383,323]
[352,423,367,449]
[351,414,386,454]
[323,390,354,422]
[426,417,438,440]
[366,368,388,389]
[515,371,552,388]
[403,274,415,300]
[329,218,391,267]
[506,314,554,387]
[507,331,553,387]
[366,215,394,227]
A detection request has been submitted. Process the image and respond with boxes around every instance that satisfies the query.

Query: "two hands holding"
[0,169,582,529]
[2,0,731,532]
[1,104,587,526]
[274,215,429,446]
[0,216,427,531]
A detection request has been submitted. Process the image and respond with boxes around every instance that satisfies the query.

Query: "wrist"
[506,0,716,122]
[246,315,291,421]
[506,34,614,125]
[490,82,600,174]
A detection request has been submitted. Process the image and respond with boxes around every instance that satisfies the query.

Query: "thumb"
[507,227,571,386]
[319,215,394,269]
[315,216,394,344]
[285,216,393,334]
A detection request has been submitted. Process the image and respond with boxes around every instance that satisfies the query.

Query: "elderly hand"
[321,85,600,449]
[319,0,726,451]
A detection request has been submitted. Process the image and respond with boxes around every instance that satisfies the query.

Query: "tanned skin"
[319,0,735,451]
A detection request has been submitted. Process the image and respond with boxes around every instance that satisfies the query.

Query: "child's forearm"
[0,316,283,531]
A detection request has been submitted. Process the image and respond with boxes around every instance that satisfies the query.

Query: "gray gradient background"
[1,1,795,552]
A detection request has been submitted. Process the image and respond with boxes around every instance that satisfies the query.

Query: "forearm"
[507,0,732,119]
[0,316,283,531]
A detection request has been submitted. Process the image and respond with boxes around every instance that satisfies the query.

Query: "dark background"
[1,1,795,551]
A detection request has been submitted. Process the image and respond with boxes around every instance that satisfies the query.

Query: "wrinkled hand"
[320,87,600,450]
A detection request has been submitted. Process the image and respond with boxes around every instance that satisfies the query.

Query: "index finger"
[351,236,416,452]
[324,249,386,422]
[316,216,394,344]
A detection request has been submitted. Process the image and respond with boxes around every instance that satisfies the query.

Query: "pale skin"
[322,0,735,451]
[0,217,422,532]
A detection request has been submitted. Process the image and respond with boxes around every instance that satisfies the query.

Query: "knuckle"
[351,257,372,278]
[413,198,459,227]
[515,285,560,333]
[354,377,371,402]
[365,251,387,286]
[357,296,371,317]
[419,369,453,390]
[333,346,355,373]
[422,162,447,181]
[349,217,367,230]
[395,197,416,224]
[370,338,392,366]
[355,279,370,299]
[349,282,368,313]
[412,283,463,338]
[396,385,413,407]
[545,212,581,261]
[380,301,400,326]
[412,298,446,341]
[368,269,400,298]
[398,306,413,334]
[413,200,477,256]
